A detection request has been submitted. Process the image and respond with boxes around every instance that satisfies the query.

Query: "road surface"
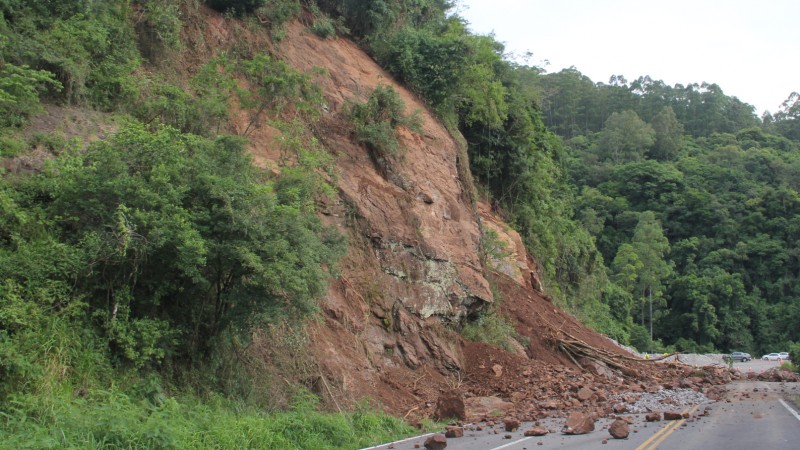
[363,381,800,450]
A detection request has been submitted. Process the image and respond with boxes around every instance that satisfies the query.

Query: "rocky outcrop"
[259,21,501,407]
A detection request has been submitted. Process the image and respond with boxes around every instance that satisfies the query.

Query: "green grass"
[0,387,415,449]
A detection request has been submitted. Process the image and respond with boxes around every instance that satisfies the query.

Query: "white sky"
[457,0,799,116]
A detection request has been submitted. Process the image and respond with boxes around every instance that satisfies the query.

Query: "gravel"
[611,388,712,414]
[605,350,724,414]
[656,353,727,367]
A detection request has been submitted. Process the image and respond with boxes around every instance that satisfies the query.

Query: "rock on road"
[363,380,800,450]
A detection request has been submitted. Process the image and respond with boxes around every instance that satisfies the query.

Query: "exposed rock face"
[267,20,501,398]
[478,203,543,291]
[280,20,492,317]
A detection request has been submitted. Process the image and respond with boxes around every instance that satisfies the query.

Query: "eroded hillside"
[194,12,732,421]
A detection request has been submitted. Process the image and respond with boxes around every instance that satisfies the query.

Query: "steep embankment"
[250,19,681,420]
[39,6,736,422]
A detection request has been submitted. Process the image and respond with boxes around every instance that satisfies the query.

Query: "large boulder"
[562,412,595,435]
[645,412,661,422]
[434,392,465,421]
[424,434,447,450]
[465,396,514,420]
[444,426,463,438]
[524,426,549,436]
[608,419,629,439]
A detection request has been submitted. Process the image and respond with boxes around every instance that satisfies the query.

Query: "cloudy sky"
[457,0,799,116]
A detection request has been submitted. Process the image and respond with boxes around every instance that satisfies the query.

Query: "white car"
[762,353,782,361]
[779,352,790,360]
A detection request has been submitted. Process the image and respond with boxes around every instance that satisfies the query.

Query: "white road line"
[359,432,437,450]
[489,436,533,449]
[778,398,800,421]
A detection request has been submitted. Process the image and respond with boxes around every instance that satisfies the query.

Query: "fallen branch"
[559,343,583,369]
[403,406,419,420]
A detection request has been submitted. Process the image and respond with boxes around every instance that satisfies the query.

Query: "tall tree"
[596,110,655,163]
[649,106,684,161]
[631,211,673,348]
[773,92,800,141]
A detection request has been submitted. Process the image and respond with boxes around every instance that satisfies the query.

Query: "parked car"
[762,353,782,361]
[723,352,752,362]
[779,352,790,360]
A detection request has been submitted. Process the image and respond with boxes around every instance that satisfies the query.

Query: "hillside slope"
[221,17,727,420]
[8,5,737,426]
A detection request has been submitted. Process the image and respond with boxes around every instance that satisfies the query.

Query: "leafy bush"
[348,84,420,161]
[479,227,513,271]
[0,133,28,157]
[205,0,267,16]
[789,343,800,370]
[7,123,344,366]
[306,2,343,39]
[310,15,337,38]
[461,308,518,353]
[1,2,141,110]
[237,53,325,134]
[373,24,468,111]
[134,0,183,64]
[249,0,301,40]
[0,55,62,127]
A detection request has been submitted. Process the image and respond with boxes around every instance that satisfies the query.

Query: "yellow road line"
[635,404,700,450]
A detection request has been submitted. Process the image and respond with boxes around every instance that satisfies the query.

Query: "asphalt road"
[363,381,800,450]
[654,380,800,450]
[727,358,790,374]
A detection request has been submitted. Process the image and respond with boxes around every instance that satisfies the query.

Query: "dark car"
[724,352,752,362]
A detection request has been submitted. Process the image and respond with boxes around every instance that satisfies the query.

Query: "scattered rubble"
[610,387,711,414]
[748,367,800,382]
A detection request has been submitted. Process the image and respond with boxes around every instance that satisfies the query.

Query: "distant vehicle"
[724,352,752,362]
[779,352,790,360]
[762,353,782,361]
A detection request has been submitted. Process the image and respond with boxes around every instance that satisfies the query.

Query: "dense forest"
[1,0,799,447]
[536,71,800,354]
